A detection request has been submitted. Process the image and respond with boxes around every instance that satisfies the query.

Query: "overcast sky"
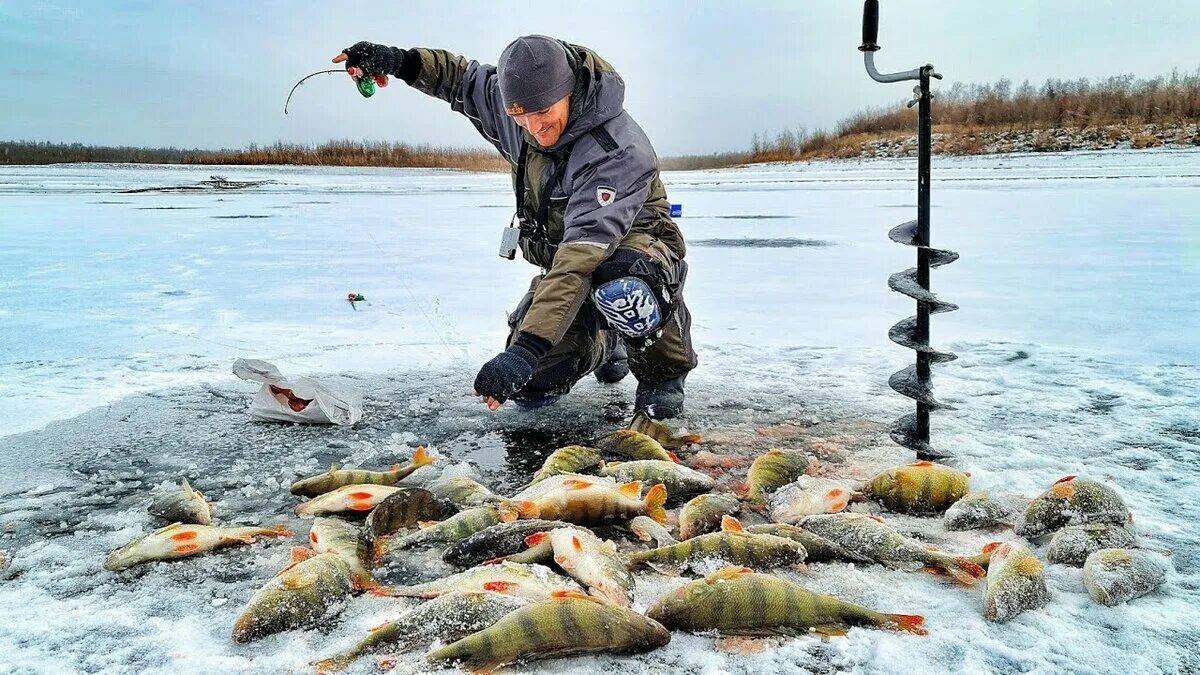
[2,0,1198,155]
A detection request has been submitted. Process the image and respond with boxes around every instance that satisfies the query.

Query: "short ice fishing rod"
[283,67,385,115]
[860,0,958,461]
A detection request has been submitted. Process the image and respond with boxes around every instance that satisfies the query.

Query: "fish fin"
[828,488,846,498]
[481,581,518,593]
[645,483,668,524]
[705,566,753,583]
[417,520,440,529]
[554,554,573,569]
[928,556,985,586]
[883,613,928,636]
[180,478,194,493]
[269,524,292,537]
[351,574,381,593]
[389,463,400,471]
[910,461,935,467]
[678,433,703,444]
[715,636,772,654]
[412,446,432,467]
[550,590,599,602]
[667,451,681,463]
[169,530,200,542]
[562,479,595,490]
[628,521,654,542]
[829,500,848,513]
[512,501,539,519]
[571,535,584,552]
[376,657,398,672]
[310,656,349,675]
[496,503,519,523]
[229,535,256,545]
[173,543,201,554]
[1054,475,1077,485]
[811,623,850,638]
[328,464,340,473]
[981,541,1003,554]
[720,515,745,533]
[371,538,390,565]
[524,532,550,548]
[367,620,393,633]
[617,481,643,497]
[348,500,375,512]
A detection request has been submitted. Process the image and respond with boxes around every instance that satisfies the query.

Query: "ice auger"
[860,0,958,460]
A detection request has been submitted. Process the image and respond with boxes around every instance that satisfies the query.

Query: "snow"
[1,149,1199,673]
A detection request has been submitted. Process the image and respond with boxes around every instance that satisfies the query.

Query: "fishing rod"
[284,68,381,115]
[860,0,958,461]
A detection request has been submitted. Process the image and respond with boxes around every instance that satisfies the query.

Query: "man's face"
[508,95,570,147]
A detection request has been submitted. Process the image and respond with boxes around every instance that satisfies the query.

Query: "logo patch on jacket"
[596,186,617,207]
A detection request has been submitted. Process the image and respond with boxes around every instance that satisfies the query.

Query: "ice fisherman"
[334,36,697,418]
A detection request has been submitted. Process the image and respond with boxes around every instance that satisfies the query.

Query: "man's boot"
[634,374,686,419]
[594,332,630,384]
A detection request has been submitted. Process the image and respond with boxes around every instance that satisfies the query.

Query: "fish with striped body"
[376,504,519,559]
[598,460,715,497]
[363,487,443,540]
[231,549,353,643]
[1014,476,1131,538]
[863,461,969,514]
[981,542,1049,621]
[530,445,603,484]
[512,473,616,502]
[307,518,377,591]
[534,527,634,606]
[1046,523,1137,566]
[647,566,927,638]
[103,522,291,572]
[628,409,702,450]
[678,493,741,540]
[628,516,678,547]
[426,591,670,673]
[294,484,401,517]
[626,516,806,572]
[373,561,580,600]
[768,476,853,523]
[943,491,1029,531]
[595,429,678,462]
[798,513,986,585]
[148,478,213,526]
[746,449,809,504]
[289,447,432,497]
[1083,548,1170,606]
[745,523,872,563]
[429,475,502,510]
[442,519,571,567]
[311,591,529,673]
[514,478,668,527]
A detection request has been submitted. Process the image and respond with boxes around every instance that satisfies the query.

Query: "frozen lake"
[0,150,1197,673]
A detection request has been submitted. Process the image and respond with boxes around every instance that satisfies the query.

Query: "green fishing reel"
[356,76,376,98]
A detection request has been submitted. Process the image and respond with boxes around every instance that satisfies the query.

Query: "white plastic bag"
[231,358,363,426]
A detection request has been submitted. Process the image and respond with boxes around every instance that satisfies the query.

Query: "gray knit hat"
[498,35,575,115]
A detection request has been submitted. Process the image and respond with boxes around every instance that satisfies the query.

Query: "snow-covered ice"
[1,149,1198,673]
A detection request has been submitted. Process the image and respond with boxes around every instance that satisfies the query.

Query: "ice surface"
[1,150,1199,672]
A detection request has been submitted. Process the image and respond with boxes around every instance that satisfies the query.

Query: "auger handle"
[860,0,880,52]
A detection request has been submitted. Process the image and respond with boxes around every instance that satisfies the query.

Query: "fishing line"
[284,69,345,115]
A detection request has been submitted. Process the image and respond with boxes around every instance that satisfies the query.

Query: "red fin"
[170,531,199,541]
[828,489,845,498]
[910,461,934,467]
[562,479,594,490]
[482,581,517,593]
[644,483,668,524]
[885,613,928,636]
[348,491,374,500]
[174,543,200,553]
[348,501,374,511]
[617,481,642,497]
[524,532,549,547]
[830,500,848,513]
[667,452,681,463]
[269,525,292,537]
[1054,475,1077,485]
[981,542,1003,554]
[376,657,398,671]
[412,446,431,467]
[514,501,539,519]
[309,532,319,545]
[571,535,584,552]
[551,590,599,602]
[679,433,703,444]
[720,515,745,533]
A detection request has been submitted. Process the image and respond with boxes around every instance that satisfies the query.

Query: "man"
[334,35,697,418]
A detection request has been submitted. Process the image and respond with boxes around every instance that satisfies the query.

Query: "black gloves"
[341,41,409,79]
[474,333,551,404]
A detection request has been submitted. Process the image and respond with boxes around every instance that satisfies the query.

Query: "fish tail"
[926,554,985,585]
[679,433,703,444]
[411,446,432,468]
[645,483,668,524]
[882,613,928,636]
[268,524,293,538]
[311,655,354,674]
[514,500,540,519]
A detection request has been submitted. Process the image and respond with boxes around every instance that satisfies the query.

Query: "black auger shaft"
[860,0,957,460]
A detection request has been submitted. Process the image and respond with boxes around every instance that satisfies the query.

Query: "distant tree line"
[6,70,1200,169]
